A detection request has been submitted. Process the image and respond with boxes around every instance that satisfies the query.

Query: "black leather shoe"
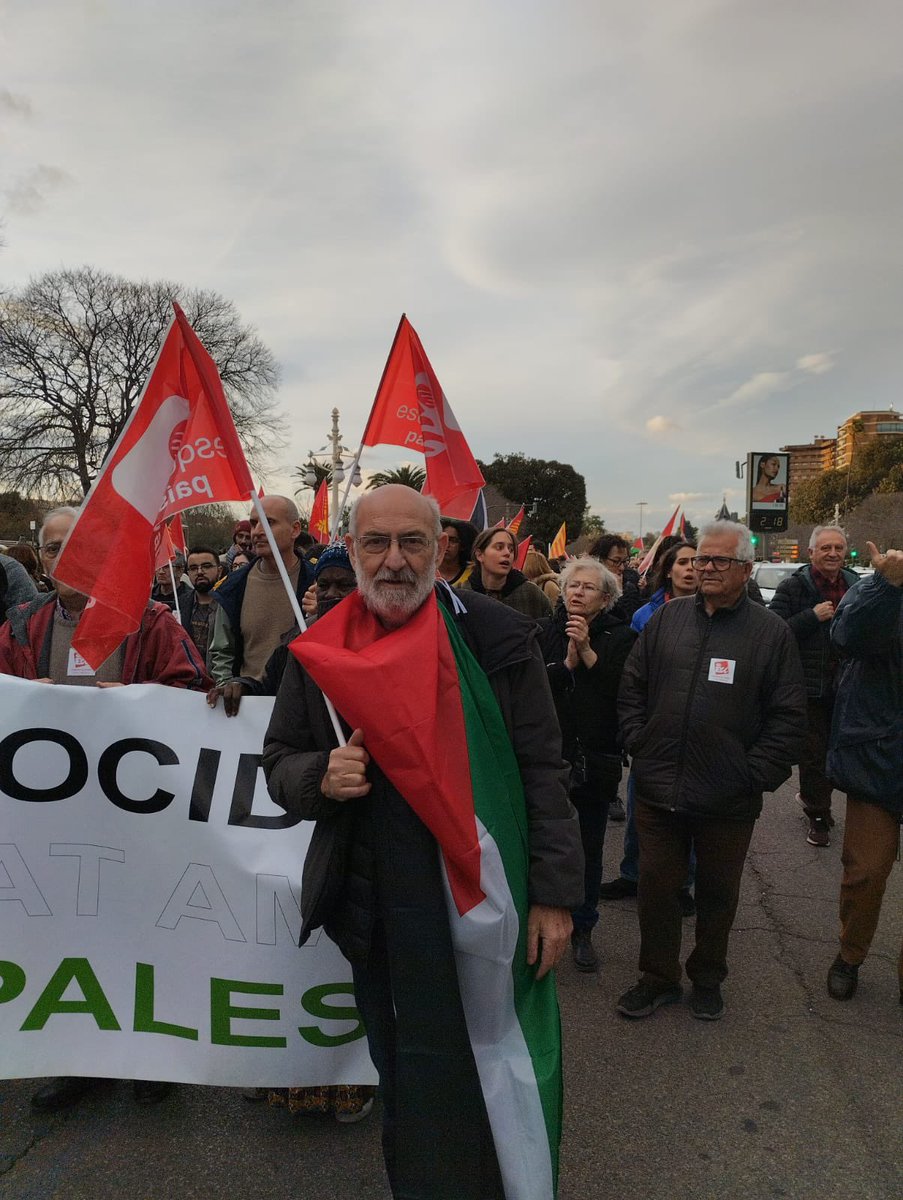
[31,1077,97,1112]
[133,1080,174,1105]
[827,954,859,1000]
[571,930,599,973]
[599,877,638,900]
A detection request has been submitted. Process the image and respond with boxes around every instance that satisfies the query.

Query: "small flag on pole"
[507,505,525,536]
[549,522,567,559]
[309,479,330,544]
[515,535,532,570]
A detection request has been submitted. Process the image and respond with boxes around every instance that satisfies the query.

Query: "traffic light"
[850,549,858,560]
[750,535,759,546]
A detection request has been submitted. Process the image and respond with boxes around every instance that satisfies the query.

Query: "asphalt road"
[2,771,901,1200]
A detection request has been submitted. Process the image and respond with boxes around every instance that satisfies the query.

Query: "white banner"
[0,676,376,1087]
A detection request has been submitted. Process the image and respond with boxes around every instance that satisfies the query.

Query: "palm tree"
[366,465,426,491]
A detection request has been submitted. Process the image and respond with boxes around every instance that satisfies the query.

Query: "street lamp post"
[636,501,648,541]
[299,408,362,536]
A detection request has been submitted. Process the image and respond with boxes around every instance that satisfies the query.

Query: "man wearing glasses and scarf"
[617,521,806,1022]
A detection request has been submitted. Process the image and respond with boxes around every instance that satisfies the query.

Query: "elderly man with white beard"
[263,485,583,1200]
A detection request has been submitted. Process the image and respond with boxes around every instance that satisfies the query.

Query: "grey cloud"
[0,89,32,118]
[4,165,72,215]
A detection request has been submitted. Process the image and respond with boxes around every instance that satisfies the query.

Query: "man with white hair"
[769,525,859,847]
[617,521,806,1021]
[263,485,583,1200]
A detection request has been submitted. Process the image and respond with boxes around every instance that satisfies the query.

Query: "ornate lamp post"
[298,408,363,536]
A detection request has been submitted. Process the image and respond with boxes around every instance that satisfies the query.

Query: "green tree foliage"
[790,435,903,524]
[366,464,426,491]
[182,503,245,554]
[0,267,282,497]
[478,453,586,545]
[581,508,606,536]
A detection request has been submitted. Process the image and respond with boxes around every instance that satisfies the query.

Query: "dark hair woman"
[538,558,636,971]
[631,541,698,634]
[438,518,477,586]
[457,527,552,618]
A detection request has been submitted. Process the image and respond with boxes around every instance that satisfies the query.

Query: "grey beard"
[355,563,435,626]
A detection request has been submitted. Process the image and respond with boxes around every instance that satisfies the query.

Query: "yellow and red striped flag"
[548,522,567,559]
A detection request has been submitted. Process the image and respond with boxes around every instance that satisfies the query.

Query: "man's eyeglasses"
[604,556,628,568]
[356,534,433,557]
[187,563,218,573]
[40,542,64,558]
[691,555,745,571]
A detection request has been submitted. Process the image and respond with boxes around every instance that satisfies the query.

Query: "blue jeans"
[620,773,696,890]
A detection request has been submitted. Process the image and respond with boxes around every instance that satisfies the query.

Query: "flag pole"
[167,557,183,624]
[328,313,409,542]
[249,491,347,746]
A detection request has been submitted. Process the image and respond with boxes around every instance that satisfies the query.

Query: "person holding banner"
[263,485,583,1200]
[0,506,211,1111]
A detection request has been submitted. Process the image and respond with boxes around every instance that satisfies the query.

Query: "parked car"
[751,561,805,605]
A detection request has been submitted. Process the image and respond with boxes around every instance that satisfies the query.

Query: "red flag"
[257,484,266,498]
[309,479,330,544]
[549,522,567,559]
[507,506,525,536]
[153,522,176,570]
[169,514,187,556]
[515,535,532,570]
[53,304,255,669]
[290,591,484,915]
[361,315,485,519]
[638,506,682,574]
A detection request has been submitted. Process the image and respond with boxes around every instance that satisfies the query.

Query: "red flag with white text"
[153,522,176,570]
[309,479,330,544]
[361,315,485,519]
[53,304,255,668]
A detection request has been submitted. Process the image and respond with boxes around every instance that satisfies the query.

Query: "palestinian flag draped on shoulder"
[290,588,563,1200]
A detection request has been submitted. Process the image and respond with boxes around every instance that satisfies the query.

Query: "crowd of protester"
[1,497,900,1197]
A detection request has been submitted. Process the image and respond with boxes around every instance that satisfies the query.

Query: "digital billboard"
[747,452,790,532]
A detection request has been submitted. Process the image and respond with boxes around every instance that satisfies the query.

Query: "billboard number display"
[747,452,790,532]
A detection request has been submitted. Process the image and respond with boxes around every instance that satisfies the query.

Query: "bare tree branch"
[0,266,283,497]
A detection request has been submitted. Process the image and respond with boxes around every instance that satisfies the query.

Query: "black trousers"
[635,800,755,989]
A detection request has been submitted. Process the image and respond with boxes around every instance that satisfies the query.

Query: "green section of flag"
[441,610,563,1187]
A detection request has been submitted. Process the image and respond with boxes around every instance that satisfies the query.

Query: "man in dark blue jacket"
[825,540,903,1005]
[769,525,859,848]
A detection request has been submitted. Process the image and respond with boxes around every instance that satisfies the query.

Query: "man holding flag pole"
[263,484,583,1200]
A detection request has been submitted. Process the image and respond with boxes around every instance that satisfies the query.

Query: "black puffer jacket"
[618,592,806,821]
[769,564,858,699]
[828,574,903,817]
[263,587,583,959]
[539,602,636,764]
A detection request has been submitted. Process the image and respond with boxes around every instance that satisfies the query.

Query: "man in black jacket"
[825,541,903,1005]
[769,525,858,847]
[263,486,583,1200]
[617,521,806,1022]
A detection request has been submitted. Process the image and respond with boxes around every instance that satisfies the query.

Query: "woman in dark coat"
[458,526,552,618]
[539,557,636,971]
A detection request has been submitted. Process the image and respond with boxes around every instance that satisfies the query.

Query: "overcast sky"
[3,1,902,533]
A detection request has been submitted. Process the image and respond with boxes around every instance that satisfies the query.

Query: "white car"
[751,561,805,605]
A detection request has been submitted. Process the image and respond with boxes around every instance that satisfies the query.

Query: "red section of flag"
[309,479,330,544]
[507,506,525,536]
[515,535,532,570]
[289,591,484,916]
[549,522,567,559]
[361,315,485,519]
[632,536,644,552]
[660,505,681,538]
[53,304,255,669]
[169,514,187,556]
[153,522,175,570]
[638,506,682,574]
